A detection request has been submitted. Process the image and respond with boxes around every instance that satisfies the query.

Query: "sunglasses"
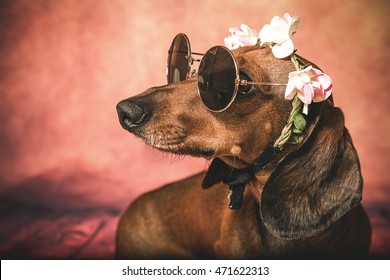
[167,33,203,83]
[167,34,287,112]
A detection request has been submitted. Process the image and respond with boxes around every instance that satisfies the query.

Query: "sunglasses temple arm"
[242,80,287,86]
[168,50,204,56]
[188,51,204,63]
[190,58,202,62]
[191,52,204,56]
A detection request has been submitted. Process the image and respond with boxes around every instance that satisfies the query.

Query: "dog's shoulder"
[116,171,229,259]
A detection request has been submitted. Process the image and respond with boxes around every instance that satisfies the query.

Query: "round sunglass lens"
[198,46,237,111]
[167,34,190,83]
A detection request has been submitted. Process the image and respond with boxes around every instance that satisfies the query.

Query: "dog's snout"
[117,100,150,130]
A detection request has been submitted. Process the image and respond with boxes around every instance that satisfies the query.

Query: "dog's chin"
[130,127,215,159]
[148,141,215,159]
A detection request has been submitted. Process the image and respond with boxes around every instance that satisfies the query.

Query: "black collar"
[219,144,280,210]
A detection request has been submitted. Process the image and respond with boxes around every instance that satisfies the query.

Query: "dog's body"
[116,173,370,259]
[116,46,371,259]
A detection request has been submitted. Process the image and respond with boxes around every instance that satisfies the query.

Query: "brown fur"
[116,46,371,259]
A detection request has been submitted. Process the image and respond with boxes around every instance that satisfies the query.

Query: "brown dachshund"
[115,45,371,259]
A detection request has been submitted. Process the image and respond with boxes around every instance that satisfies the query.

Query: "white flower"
[259,13,300,58]
[285,66,333,114]
[224,24,259,50]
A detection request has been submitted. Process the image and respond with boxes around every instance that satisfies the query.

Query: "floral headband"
[224,13,333,149]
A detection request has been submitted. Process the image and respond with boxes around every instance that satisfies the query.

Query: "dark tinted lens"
[167,34,190,83]
[198,46,237,111]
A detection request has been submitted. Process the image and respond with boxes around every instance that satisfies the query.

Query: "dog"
[115,45,371,259]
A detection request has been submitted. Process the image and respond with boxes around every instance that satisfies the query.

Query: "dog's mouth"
[133,125,216,159]
[152,144,215,159]
[143,126,187,150]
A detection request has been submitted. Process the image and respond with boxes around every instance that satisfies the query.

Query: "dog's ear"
[202,158,232,189]
[260,101,363,239]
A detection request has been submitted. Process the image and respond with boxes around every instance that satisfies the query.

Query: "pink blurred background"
[0,0,389,258]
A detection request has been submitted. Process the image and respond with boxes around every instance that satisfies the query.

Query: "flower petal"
[285,78,297,100]
[317,72,332,90]
[302,103,309,115]
[224,36,240,50]
[282,13,292,22]
[239,36,258,46]
[303,84,314,104]
[292,74,305,89]
[301,72,311,84]
[240,23,258,38]
[225,24,259,49]
[313,87,324,102]
[259,24,274,43]
[268,21,290,44]
[311,68,333,102]
[289,16,301,37]
[271,39,295,58]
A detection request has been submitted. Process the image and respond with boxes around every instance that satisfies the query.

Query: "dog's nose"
[116,100,150,130]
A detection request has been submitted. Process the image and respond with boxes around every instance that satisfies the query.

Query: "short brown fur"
[116,46,371,259]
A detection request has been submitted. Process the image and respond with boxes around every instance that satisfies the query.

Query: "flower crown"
[224,13,333,149]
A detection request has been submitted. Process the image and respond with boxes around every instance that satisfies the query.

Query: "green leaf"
[287,108,300,124]
[292,95,300,108]
[293,114,307,131]
[292,127,303,134]
[288,134,300,145]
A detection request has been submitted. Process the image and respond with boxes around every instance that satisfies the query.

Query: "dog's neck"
[204,102,323,210]
[247,173,269,205]
[247,161,279,205]
[249,148,292,205]
[218,144,299,209]
[222,143,297,207]
[225,104,324,208]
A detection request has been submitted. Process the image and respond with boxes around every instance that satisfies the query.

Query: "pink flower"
[285,66,333,114]
[224,24,259,50]
[259,13,300,58]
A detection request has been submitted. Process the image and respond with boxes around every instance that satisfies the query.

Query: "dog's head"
[117,46,296,166]
[117,45,363,239]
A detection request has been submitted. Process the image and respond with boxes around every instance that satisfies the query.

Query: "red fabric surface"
[0,0,389,259]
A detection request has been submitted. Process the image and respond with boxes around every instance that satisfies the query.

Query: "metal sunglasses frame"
[198,45,287,112]
[167,33,203,83]
[167,34,287,112]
